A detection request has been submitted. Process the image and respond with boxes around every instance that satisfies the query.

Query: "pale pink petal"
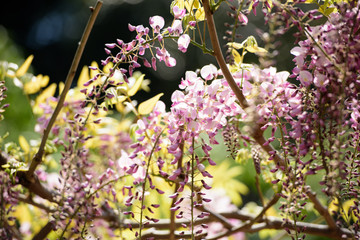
[178,34,191,53]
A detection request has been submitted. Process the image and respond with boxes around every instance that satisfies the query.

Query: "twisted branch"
[99,207,353,239]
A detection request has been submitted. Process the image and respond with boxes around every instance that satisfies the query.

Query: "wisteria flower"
[178,34,191,53]
[170,20,183,35]
[238,12,248,25]
[313,73,328,90]
[200,64,218,80]
[149,16,165,33]
[173,5,186,19]
[156,47,176,67]
[298,70,313,87]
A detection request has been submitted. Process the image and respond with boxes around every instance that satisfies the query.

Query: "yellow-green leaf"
[24,76,40,95]
[16,55,34,77]
[23,74,49,95]
[195,7,205,21]
[185,0,200,11]
[58,82,65,96]
[19,135,30,154]
[40,75,49,88]
[246,45,268,54]
[138,93,164,115]
[328,198,339,215]
[341,199,358,223]
[128,74,144,96]
[231,49,242,65]
[35,83,57,105]
[141,79,151,92]
[77,66,90,88]
[227,42,243,49]
[103,62,114,74]
[1,164,10,168]
[90,61,99,79]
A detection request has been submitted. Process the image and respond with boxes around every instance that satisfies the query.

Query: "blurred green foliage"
[0,27,38,144]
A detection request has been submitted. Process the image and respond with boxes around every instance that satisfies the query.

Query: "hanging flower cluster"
[2,0,360,239]
[288,2,360,206]
[168,64,243,165]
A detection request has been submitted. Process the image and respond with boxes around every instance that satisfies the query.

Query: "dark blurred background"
[0,0,295,107]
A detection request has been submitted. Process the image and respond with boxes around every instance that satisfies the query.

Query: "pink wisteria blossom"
[178,34,191,53]
[156,47,176,67]
[149,15,165,33]
[169,19,183,35]
[238,12,248,25]
[200,64,218,80]
[299,70,313,87]
[173,5,186,19]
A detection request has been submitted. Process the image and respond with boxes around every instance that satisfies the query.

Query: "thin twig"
[17,194,55,213]
[306,190,337,229]
[202,0,286,168]
[26,0,103,180]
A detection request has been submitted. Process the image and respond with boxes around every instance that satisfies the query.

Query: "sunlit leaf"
[246,45,267,54]
[12,204,32,224]
[227,42,243,49]
[328,198,339,215]
[341,199,358,223]
[235,148,251,164]
[138,93,164,115]
[77,65,90,88]
[16,55,34,77]
[40,75,49,88]
[128,74,144,96]
[231,49,242,65]
[185,0,200,11]
[58,82,65,96]
[115,102,125,113]
[141,79,151,92]
[19,135,30,154]
[24,77,40,94]
[35,83,57,106]
[23,74,50,95]
[195,7,205,21]
[90,61,100,79]
[259,229,278,239]
[103,62,114,74]
[207,160,249,206]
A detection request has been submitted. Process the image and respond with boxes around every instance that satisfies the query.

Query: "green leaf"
[138,93,164,115]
